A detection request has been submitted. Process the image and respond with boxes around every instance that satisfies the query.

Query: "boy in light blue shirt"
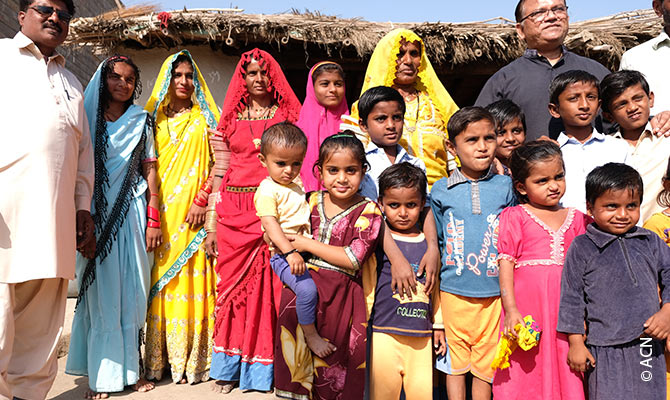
[430,106,515,400]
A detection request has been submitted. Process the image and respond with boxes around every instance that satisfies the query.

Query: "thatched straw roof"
[64,7,663,70]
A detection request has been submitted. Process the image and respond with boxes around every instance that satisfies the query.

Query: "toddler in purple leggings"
[253,122,335,358]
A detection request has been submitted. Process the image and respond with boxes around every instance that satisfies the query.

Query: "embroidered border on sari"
[211,345,274,364]
[306,259,356,277]
[302,192,369,278]
[147,227,207,306]
[315,192,368,243]
[275,389,311,400]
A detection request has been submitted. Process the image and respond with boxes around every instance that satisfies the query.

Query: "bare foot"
[211,380,235,394]
[83,390,109,399]
[304,330,337,358]
[133,378,155,393]
[176,377,187,384]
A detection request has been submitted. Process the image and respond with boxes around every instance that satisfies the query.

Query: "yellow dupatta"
[143,50,220,383]
[346,29,460,185]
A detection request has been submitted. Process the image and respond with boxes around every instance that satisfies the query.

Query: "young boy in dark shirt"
[558,163,670,400]
[369,162,445,400]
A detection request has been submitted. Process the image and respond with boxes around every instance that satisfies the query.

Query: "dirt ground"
[47,299,274,400]
[48,299,450,399]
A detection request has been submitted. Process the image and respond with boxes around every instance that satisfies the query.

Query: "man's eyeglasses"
[519,5,568,23]
[30,5,73,23]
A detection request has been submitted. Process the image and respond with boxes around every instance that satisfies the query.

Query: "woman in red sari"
[203,48,301,393]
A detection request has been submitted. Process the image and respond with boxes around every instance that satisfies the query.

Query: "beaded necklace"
[246,105,276,149]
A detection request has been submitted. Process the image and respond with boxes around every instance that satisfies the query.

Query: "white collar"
[651,31,670,51]
[557,128,603,147]
[13,31,65,65]
[612,121,653,140]
[365,141,407,160]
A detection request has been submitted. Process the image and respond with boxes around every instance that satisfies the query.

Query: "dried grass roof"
[64,7,663,70]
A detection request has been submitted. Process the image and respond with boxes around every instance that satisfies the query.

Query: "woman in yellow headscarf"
[344,28,459,186]
[143,50,219,384]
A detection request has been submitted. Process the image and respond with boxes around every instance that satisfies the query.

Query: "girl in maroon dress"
[274,134,383,400]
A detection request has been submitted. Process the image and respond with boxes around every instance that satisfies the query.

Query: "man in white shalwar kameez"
[0,1,95,399]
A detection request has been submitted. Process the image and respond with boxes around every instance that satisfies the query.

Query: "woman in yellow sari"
[344,28,459,186]
[143,50,220,384]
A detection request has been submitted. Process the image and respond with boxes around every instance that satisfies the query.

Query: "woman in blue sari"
[65,55,162,399]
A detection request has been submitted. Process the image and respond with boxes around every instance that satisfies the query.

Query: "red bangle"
[150,193,159,197]
[147,219,161,228]
[193,195,208,207]
[147,205,160,222]
[199,178,213,195]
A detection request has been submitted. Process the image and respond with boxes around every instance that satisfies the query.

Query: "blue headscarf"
[78,56,155,306]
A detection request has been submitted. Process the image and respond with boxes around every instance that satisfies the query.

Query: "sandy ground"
[47,299,274,400]
[47,358,274,400]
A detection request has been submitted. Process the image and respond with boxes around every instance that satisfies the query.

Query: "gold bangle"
[205,211,218,233]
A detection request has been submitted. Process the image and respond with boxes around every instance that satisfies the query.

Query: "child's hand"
[418,246,439,295]
[650,111,670,137]
[287,251,305,275]
[644,304,670,340]
[433,329,447,356]
[503,309,524,338]
[567,335,595,373]
[390,258,417,300]
[287,234,311,253]
[492,158,505,175]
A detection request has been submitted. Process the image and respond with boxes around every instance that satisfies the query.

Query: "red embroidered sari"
[211,49,301,391]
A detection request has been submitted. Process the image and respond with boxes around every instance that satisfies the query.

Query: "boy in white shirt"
[600,70,670,222]
[548,70,629,213]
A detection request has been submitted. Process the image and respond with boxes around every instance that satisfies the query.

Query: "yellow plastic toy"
[491,315,541,370]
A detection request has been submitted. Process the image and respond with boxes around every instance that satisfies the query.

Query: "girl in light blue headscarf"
[65,55,162,398]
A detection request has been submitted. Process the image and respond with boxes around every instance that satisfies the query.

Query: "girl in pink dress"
[493,141,591,399]
[297,62,349,192]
